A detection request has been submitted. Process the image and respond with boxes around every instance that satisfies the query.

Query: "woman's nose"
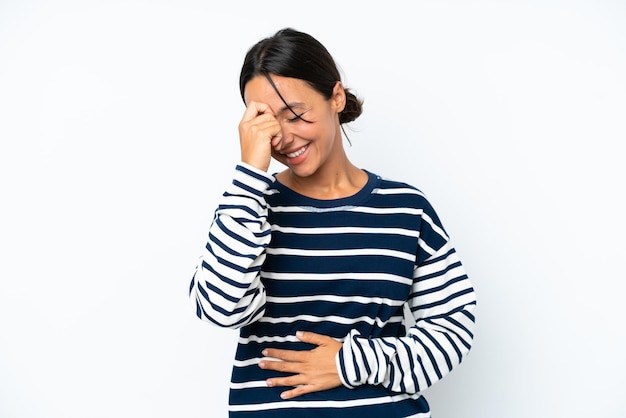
[275,122,294,151]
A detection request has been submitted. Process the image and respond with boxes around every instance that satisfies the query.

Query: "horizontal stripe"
[237,334,301,344]
[265,247,416,261]
[266,294,402,307]
[372,187,426,197]
[229,392,420,412]
[271,225,421,238]
[230,380,268,389]
[271,205,426,216]
[261,271,413,286]
[258,314,403,328]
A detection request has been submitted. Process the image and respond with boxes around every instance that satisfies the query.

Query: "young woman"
[189,28,476,417]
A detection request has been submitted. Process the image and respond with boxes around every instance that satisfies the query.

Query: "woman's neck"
[277,159,368,200]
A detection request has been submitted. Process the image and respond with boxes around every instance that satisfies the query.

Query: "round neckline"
[269,170,380,208]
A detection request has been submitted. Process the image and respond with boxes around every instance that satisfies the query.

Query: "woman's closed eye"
[286,110,311,123]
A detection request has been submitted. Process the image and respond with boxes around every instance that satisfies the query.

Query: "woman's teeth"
[285,145,308,158]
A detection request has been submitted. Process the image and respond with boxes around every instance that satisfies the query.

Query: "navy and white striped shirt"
[190,164,476,417]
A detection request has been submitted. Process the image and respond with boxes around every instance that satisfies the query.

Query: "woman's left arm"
[337,240,476,393]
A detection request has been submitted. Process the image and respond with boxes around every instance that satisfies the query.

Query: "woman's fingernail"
[266,379,273,387]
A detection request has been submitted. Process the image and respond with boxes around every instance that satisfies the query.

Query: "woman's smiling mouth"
[283,144,309,158]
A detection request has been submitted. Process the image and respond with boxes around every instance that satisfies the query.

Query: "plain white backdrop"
[1,1,625,417]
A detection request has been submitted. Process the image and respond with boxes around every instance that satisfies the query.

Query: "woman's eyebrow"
[276,102,307,115]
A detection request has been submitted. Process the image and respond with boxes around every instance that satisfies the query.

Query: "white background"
[1,1,625,417]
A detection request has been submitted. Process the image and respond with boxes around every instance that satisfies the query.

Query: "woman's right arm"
[189,163,274,329]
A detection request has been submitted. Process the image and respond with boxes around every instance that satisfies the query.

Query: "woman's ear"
[331,81,346,113]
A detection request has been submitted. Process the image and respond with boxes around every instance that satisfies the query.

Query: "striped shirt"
[190,164,476,417]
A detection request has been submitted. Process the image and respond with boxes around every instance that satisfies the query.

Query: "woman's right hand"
[238,101,283,172]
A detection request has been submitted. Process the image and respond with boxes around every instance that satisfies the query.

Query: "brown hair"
[239,28,363,125]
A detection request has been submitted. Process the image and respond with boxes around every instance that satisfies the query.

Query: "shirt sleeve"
[336,200,476,394]
[189,163,274,329]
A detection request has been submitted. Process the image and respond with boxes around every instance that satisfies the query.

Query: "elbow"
[462,301,477,355]
[189,283,266,329]
[196,299,266,329]
[450,301,476,362]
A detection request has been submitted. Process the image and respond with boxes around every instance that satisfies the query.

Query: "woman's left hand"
[259,331,343,400]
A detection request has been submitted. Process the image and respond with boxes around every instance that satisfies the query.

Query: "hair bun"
[339,90,363,124]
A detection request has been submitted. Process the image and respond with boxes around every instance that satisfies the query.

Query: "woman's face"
[243,74,345,179]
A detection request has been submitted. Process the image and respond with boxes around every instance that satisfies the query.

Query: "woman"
[189,28,476,417]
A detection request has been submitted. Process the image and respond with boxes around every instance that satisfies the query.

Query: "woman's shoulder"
[366,170,426,196]
[365,170,442,212]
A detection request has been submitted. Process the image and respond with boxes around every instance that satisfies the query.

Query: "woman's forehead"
[244,75,316,106]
